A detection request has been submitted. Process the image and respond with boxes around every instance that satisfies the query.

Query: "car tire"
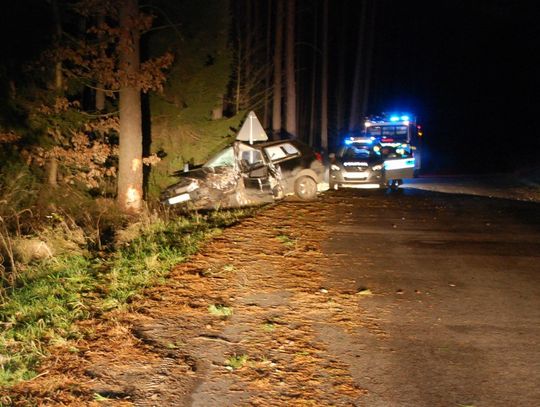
[294,175,318,200]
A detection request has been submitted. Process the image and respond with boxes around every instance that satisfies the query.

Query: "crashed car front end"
[160,166,241,209]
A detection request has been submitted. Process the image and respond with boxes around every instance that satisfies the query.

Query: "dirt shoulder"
[8,200,369,406]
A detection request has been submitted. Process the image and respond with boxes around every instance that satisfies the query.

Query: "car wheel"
[295,175,317,200]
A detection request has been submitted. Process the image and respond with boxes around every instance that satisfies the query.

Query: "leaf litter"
[7,201,379,405]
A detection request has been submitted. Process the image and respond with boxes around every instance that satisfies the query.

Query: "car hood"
[162,166,239,200]
[338,156,384,167]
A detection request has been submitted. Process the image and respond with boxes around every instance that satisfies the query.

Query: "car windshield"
[203,147,234,168]
[339,145,374,160]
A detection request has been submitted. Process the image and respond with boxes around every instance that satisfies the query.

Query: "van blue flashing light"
[390,116,399,122]
[345,139,353,145]
[400,115,410,121]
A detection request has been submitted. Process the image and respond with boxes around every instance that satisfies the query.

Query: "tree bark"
[272,0,284,139]
[348,0,368,132]
[285,0,297,138]
[117,0,143,212]
[95,14,106,111]
[361,0,377,119]
[48,0,63,187]
[263,0,272,129]
[320,0,329,154]
[308,0,318,146]
[335,0,348,134]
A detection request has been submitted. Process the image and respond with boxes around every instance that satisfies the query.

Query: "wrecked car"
[161,139,325,210]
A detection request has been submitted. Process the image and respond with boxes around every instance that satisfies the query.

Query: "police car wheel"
[295,176,317,200]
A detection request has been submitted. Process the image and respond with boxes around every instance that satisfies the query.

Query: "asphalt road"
[321,188,540,407]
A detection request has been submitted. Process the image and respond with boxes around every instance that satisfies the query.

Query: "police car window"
[382,127,394,136]
[203,147,234,168]
[367,126,382,137]
[396,126,407,135]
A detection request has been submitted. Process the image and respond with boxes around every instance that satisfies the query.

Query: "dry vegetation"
[4,200,376,406]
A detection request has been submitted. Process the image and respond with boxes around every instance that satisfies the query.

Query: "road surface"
[322,187,540,406]
[11,184,540,406]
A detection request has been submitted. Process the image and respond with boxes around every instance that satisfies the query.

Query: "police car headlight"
[372,164,383,171]
[331,164,341,171]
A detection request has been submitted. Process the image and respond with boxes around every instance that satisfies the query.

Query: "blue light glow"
[390,116,399,122]
[384,158,415,170]
[400,115,410,121]
[345,139,353,145]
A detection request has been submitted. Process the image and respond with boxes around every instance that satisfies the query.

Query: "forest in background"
[0,0,379,387]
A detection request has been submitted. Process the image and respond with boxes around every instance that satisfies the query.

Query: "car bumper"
[330,170,383,186]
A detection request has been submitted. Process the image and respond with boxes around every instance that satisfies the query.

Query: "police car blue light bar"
[384,158,415,170]
[345,136,374,145]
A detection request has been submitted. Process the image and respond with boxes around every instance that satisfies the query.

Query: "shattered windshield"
[203,147,234,168]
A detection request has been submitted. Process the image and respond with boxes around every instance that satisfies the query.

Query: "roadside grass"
[275,234,296,247]
[224,354,249,370]
[208,304,234,317]
[0,207,255,387]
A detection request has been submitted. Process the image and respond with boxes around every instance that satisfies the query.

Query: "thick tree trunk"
[320,0,329,154]
[48,0,63,187]
[272,0,284,139]
[117,0,143,212]
[285,0,297,138]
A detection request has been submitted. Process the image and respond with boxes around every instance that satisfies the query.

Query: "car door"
[233,142,275,201]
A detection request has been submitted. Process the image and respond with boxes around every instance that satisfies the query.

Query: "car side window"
[241,149,264,165]
[264,145,287,160]
[264,143,300,162]
[281,143,299,156]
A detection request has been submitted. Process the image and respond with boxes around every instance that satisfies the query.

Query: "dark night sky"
[365,0,540,172]
[1,0,539,173]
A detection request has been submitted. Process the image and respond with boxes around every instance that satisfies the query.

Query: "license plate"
[168,193,191,205]
[344,172,368,180]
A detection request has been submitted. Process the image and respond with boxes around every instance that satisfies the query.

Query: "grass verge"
[0,207,256,387]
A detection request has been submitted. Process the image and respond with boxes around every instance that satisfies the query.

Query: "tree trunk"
[285,0,297,138]
[308,0,318,146]
[348,0,368,132]
[235,3,242,114]
[95,13,106,111]
[48,0,63,187]
[361,0,377,118]
[263,0,272,129]
[117,0,143,212]
[320,0,329,154]
[335,0,348,134]
[272,0,284,139]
